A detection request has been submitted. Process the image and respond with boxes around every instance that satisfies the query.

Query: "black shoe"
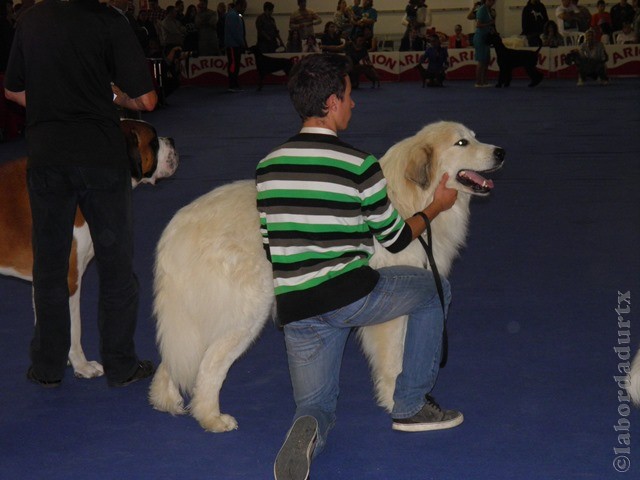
[274,416,317,480]
[108,360,155,387]
[392,395,463,432]
[26,366,62,388]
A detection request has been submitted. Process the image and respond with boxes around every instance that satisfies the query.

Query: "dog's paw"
[73,360,104,379]
[198,413,238,433]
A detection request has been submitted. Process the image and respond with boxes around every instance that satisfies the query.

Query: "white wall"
[154,1,604,47]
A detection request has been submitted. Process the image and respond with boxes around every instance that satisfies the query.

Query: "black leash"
[414,212,448,369]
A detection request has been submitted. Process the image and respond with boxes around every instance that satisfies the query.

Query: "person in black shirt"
[4,0,157,388]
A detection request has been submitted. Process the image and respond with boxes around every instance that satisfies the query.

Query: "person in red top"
[448,24,470,48]
[591,0,613,43]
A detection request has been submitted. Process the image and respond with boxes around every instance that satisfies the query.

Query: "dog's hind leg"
[149,362,187,415]
[189,325,266,432]
[358,317,408,412]
[68,286,104,378]
[68,225,103,378]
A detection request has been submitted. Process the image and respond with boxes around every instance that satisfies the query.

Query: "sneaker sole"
[274,416,317,480]
[392,413,464,432]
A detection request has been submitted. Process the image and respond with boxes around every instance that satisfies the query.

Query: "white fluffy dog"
[149,121,505,432]
[628,351,640,406]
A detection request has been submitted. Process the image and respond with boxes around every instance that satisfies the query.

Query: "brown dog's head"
[120,119,179,187]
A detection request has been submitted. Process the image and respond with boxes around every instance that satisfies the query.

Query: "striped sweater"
[256,128,412,324]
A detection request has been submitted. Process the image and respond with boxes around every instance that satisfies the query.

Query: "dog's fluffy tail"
[628,348,640,406]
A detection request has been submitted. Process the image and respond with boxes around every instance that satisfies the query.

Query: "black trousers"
[27,165,140,383]
[226,46,243,89]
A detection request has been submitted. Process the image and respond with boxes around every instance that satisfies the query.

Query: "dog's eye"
[455,139,469,146]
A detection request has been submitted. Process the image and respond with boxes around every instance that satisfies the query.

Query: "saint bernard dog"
[0,119,178,379]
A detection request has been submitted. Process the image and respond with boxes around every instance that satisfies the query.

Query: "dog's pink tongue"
[464,170,493,189]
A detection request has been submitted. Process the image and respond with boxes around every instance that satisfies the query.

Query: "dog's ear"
[404,144,434,190]
[125,129,144,182]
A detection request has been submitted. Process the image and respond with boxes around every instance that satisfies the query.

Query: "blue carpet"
[1,77,639,479]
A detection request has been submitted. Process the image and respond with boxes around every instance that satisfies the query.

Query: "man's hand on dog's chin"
[430,173,458,215]
[408,173,458,238]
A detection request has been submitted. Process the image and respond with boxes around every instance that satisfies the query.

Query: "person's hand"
[432,173,458,213]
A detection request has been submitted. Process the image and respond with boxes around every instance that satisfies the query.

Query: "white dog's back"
[153,180,273,393]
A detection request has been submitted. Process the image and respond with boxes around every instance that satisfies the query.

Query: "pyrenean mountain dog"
[629,351,640,406]
[149,121,505,432]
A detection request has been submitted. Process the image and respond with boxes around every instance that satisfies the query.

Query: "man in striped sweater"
[257,54,462,480]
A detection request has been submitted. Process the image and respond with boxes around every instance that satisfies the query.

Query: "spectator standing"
[574,0,592,32]
[256,1,283,53]
[556,0,580,38]
[401,0,430,51]
[521,0,548,47]
[138,9,158,50]
[449,24,470,48]
[611,0,635,31]
[415,1,432,38]
[334,0,354,39]
[349,0,363,23]
[591,0,613,43]
[183,4,199,52]
[216,2,226,49]
[109,0,149,51]
[4,0,157,388]
[160,5,186,48]
[225,0,247,92]
[174,0,185,23]
[147,0,166,41]
[473,0,495,87]
[354,0,377,37]
[289,0,322,43]
[196,0,220,55]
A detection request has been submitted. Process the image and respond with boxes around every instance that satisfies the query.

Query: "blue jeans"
[27,165,140,383]
[283,265,451,456]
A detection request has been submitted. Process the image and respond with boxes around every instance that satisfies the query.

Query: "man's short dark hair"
[288,54,350,120]
[264,1,274,11]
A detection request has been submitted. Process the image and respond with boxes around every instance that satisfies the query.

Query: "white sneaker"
[577,78,584,86]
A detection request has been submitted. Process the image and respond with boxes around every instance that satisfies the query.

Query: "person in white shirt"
[556,0,580,37]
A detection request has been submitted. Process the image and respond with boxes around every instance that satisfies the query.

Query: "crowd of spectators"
[2,0,640,88]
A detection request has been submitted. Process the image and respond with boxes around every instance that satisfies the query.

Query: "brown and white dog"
[0,119,178,379]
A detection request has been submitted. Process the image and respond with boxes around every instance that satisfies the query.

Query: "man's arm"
[4,89,26,107]
[112,84,158,111]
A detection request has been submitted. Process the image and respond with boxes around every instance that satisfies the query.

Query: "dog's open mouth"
[456,167,500,194]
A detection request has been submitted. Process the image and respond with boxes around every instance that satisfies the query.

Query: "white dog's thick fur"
[628,351,640,406]
[150,121,505,432]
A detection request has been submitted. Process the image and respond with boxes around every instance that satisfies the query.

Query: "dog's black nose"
[494,147,506,162]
